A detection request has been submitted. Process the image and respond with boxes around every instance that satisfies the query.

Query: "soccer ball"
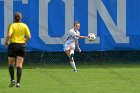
[88,33,96,41]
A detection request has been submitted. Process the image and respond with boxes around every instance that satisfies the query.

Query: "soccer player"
[4,12,31,87]
[64,20,88,72]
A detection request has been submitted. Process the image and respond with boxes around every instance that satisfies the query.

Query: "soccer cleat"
[74,69,77,72]
[69,53,74,59]
[16,83,20,88]
[9,80,15,87]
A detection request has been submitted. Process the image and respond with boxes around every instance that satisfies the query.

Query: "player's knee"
[70,57,74,62]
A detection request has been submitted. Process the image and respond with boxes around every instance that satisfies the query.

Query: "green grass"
[0,64,140,93]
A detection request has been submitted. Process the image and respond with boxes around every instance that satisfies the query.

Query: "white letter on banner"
[87,0,129,44]
[86,0,99,44]
[1,0,13,45]
[0,0,28,45]
[39,0,74,44]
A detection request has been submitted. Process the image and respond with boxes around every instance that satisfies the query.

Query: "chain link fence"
[0,51,140,66]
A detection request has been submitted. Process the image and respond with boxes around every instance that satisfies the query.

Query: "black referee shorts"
[8,43,26,58]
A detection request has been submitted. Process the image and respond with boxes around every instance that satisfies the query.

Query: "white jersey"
[65,28,80,44]
[64,28,80,51]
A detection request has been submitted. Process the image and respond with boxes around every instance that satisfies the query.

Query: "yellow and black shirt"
[8,22,31,43]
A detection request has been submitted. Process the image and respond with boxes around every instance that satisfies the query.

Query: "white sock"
[70,61,77,70]
[70,50,74,55]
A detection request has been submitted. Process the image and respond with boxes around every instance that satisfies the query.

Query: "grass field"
[0,64,140,93]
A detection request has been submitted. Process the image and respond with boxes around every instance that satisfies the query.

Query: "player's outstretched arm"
[76,34,88,39]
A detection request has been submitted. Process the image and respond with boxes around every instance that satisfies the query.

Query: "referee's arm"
[5,25,13,47]
[24,24,31,43]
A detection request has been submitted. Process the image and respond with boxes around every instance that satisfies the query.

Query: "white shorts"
[63,42,75,51]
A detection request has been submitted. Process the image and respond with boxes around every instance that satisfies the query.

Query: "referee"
[4,12,31,87]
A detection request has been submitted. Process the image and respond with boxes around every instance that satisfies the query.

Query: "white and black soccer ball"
[88,33,96,41]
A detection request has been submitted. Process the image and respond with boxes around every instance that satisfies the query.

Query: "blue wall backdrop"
[0,0,140,52]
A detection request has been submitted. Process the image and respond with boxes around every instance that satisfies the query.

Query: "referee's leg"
[16,56,24,87]
[15,44,26,87]
[8,57,16,87]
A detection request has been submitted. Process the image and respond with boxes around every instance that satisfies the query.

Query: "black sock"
[17,67,22,83]
[9,65,15,81]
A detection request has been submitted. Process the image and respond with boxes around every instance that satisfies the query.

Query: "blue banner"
[0,0,140,52]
